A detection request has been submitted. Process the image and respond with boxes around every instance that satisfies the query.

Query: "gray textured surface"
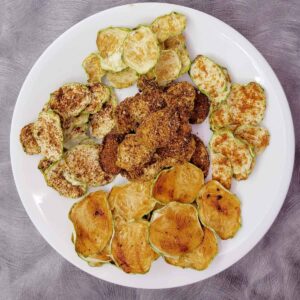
[1,0,299,299]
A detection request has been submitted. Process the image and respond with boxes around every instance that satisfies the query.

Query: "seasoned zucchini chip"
[111,220,158,274]
[20,123,41,154]
[65,144,114,186]
[108,181,156,221]
[227,82,266,125]
[209,102,232,131]
[62,112,90,130]
[106,68,138,89]
[212,66,231,105]
[189,90,210,124]
[82,52,106,83]
[33,111,63,161]
[197,180,241,239]
[123,26,160,74]
[189,55,228,105]
[38,157,53,173]
[164,34,190,75]
[155,50,181,86]
[152,162,204,204]
[211,153,232,190]
[45,159,87,198]
[234,125,270,154]
[49,83,91,119]
[190,135,210,178]
[84,83,110,114]
[210,130,254,180]
[149,202,203,257]
[151,12,186,43]
[96,27,129,72]
[89,102,116,139]
[64,123,89,150]
[69,190,113,258]
[165,227,218,270]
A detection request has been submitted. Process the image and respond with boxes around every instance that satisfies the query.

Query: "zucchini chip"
[189,55,228,105]
[96,27,129,72]
[227,82,266,125]
[84,83,110,114]
[190,135,210,178]
[189,90,210,124]
[33,110,63,161]
[49,83,91,119]
[106,68,138,89]
[78,243,111,267]
[165,227,218,270]
[38,157,53,173]
[89,102,116,139]
[155,50,181,86]
[164,34,190,75]
[65,144,115,186]
[152,162,204,204]
[123,26,160,74]
[20,123,41,154]
[209,102,232,131]
[45,159,87,198]
[111,220,158,274]
[197,180,241,240]
[211,152,232,190]
[234,125,270,154]
[63,124,89,150]
[69,190,113,258]
[108,181,156,221]
[82,52,106,83]
[151,12,186,43]
[210,130,254,180]
[149,202,203,257]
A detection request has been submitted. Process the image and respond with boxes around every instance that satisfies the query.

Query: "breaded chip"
[100,132,124,175]
[190,135,210,177]
[189,90,210,124]
[20,123,41,154]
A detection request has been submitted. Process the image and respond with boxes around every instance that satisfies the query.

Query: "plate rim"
[9,2,295,289]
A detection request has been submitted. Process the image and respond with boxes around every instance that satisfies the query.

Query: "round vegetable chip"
[197,180,241,239]
[65,144,115,186]
[106,68,138,89]
[49,83,91,119]
[111,220,158,274]
[211,152,232,190]
[149,202,203,257]
[69,190,113,258]
[108,181,156,221]
[20,123,41,155]
[82,52,106,83]
[227,82,266,125]
[123,26,160,74]
[151,12,186,43]
[152,162,204,204]
[165,226,218,270]
[155,50,181,86]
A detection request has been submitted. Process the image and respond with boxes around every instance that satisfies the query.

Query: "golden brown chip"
[65,144,115,186]
[84,83,110,114]
[38,157,53,173]
[189,90,210,124]
[69,190,113,257]
[99,132,124,175]
[111,220,158,274]
[152,162,204,204]
[108,181,156,221]
[116,134,154,171]
[190,135,210,177]
[20,123,41,154]
[165,227,218,270]
[197,180,241,239]
[211,153,232,190]
[149,202,203,257]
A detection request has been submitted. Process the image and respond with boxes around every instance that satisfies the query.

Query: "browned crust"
[189,89,210,124]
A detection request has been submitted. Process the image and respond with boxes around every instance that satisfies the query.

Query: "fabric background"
[0,1,299,299]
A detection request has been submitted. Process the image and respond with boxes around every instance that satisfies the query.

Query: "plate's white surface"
[10,3,294,289]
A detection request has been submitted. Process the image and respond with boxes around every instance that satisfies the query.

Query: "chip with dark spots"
[189,90,210,124]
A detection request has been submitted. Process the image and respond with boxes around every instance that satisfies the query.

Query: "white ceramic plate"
[10,3,294,289]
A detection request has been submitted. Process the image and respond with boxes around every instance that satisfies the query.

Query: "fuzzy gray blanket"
[0,1,299,299]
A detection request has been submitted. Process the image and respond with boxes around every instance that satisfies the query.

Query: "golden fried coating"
[20,123,41,155]
[99,132,124,175]
[190,135,210,177]
[189,90,210,124]
[116,134,154,171]
[137,75,160,91]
